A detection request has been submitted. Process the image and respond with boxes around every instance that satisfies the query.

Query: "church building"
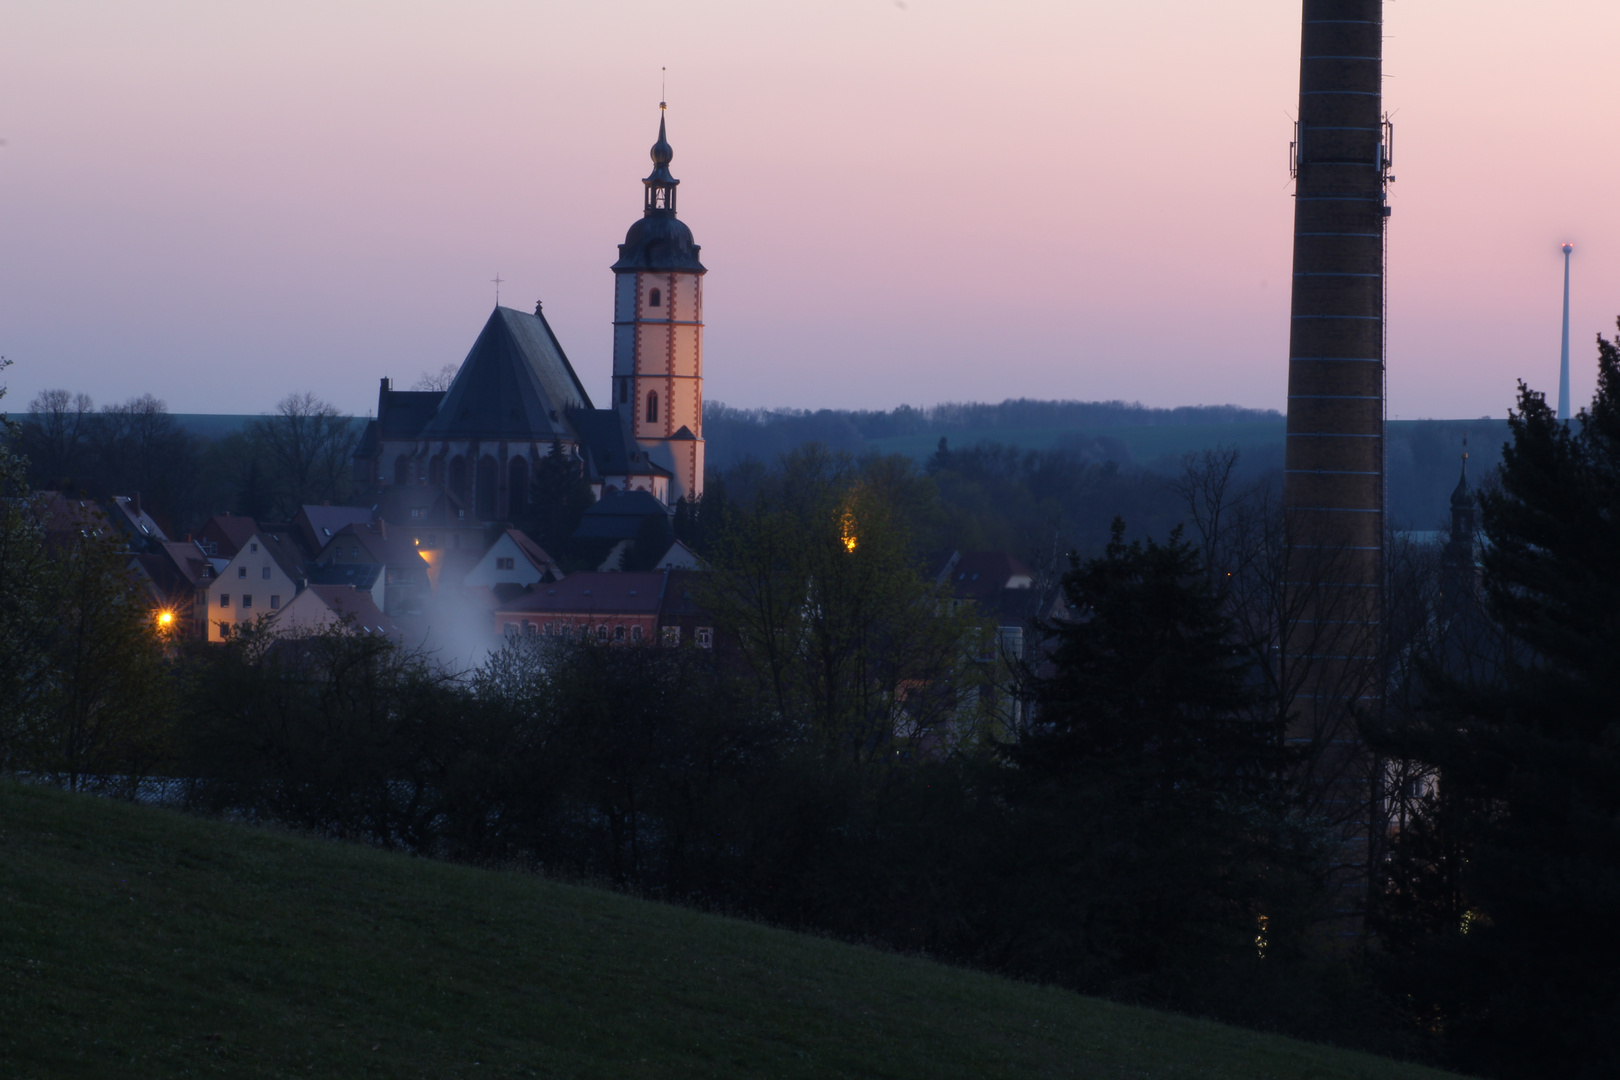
[353,106,707,529]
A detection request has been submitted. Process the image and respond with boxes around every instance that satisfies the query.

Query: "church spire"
[643,104,679,216]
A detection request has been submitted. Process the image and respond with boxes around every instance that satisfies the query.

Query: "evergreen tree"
[1373,321,1620,1079]
[1000,520,1317,999]
[520,439,595,558]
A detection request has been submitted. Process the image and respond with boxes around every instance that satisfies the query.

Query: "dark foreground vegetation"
[0,781,1461,1080]
[6,326,1620,1077]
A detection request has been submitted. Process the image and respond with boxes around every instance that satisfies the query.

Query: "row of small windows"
[218,594,281,610]
[500,622,712,648]
[238,566,274,579]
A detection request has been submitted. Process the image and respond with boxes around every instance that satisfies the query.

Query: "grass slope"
[0,783,1458,1079]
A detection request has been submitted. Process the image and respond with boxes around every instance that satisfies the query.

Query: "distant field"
[0,782,1460,1080]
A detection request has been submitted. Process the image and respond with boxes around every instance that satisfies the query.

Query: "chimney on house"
[381,376,391,392]
[133,491,142,518]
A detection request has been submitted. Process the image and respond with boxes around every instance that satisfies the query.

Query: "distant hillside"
[703,400,1508,528]
[12,402,1503,530]
[0,782,1458,1080]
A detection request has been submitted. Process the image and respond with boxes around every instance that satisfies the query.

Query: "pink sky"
[2,1,1616,420]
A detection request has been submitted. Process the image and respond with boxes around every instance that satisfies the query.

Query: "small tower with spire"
[1442,437,1477,584]
[610,102,707,506]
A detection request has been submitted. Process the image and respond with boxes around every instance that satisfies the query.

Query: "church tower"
[610,104,706,505]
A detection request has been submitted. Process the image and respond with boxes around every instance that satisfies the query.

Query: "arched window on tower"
[619,379,628,404]
[646,391,659,424]
[649,287,662,308]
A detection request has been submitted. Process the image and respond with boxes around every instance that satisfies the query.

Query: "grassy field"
[0,782,1461,1079]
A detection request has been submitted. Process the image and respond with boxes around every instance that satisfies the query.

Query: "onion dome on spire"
[612,104,706,273]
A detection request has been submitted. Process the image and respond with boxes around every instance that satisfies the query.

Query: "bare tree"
[21,389,95,489]
[1172,453,1385,924]
[247,392,357,517]
[412,364,458,392]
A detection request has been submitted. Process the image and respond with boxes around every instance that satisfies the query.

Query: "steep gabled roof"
[199,514,261,559]
[294,504,373,557]
[327,522,429,570]
[305,584,398,636]
[505,528,560,574]
[420,307,592,441]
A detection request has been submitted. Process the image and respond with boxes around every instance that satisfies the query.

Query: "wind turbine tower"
[1559,243,1574,420]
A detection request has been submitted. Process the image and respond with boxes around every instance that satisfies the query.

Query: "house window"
[270,595,281,609]
[220,623,232,638]
[613,625,625,642]
[646,391,658,424]
[631,625,643,643]
[696,626,713,649]
[544,622,554,635]
[219,594,230,608]
[238,566,247,579]
[649,287,661,308]
[597,624,608,641]
[504,622,518,636]
[661,625,680,646]
[496,557,514,570]
[524,621,537,635]
[262,566,271,579]
[250,543,258,553]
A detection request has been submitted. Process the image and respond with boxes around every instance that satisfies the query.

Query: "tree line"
[10,387,359,532]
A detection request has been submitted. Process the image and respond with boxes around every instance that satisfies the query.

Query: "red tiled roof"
[497,570,666,617]
[328,522,429,569]
[307,584,398,635]
[944,551,1034,602]
[200,514,261,558]
[505,528,558,573]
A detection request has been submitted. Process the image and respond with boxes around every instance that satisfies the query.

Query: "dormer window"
[646,391,659,423]
[649,287,662,308]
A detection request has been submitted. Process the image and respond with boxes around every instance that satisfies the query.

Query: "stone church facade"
[353,106,707,528]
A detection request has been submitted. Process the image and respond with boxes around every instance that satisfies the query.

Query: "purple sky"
[2,1,1616,420]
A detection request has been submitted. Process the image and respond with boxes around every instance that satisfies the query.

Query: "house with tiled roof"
[272,583,399,639]
[464,528,561,593]
[492,570,667,643]
[201,523,306,642]
[314,520,430,615]
[291,504,373,561]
